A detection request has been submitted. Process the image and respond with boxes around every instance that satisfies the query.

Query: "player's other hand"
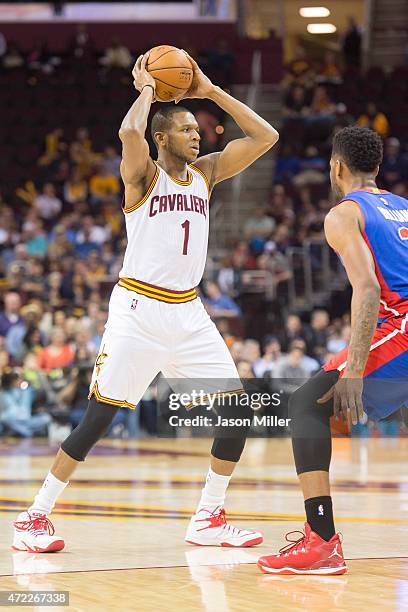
[317,375,365,427]
[132,53,156,99]
[174,52,214,103]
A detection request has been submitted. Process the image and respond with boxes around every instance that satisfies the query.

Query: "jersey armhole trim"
[189,163,211,197]
[123,165,160,214]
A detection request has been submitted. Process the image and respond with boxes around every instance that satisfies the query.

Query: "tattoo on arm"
[346,289,379,374]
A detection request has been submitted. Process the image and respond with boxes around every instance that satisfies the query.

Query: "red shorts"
[324,314,408,419]
[323,315,408,377]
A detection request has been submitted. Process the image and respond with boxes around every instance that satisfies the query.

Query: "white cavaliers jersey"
[119,161,210,291]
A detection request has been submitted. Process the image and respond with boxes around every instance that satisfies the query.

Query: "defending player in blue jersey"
[258,126,408,575]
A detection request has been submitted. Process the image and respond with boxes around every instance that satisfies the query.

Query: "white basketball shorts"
[88,283,243,409]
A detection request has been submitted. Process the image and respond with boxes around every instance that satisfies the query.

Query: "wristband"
[142,84,155,94]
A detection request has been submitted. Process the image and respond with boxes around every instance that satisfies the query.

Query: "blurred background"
[0,0,407,441]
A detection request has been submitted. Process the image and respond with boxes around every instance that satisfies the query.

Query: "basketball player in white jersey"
[12,52,279,552]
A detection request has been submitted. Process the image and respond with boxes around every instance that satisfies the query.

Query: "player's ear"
[336,158,343,179]
[155,131,166,147]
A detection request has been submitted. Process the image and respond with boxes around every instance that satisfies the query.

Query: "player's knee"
[61,397,120,462]
[211,437,246,463]
[210,395,251,463]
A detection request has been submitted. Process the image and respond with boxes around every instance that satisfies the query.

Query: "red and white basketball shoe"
[258,523,347,575]
[12,512,65,553]
[185,507,263,547]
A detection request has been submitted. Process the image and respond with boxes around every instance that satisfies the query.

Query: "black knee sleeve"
[289,369,339,475]
[211,436,247,463]
[210,394,251,463]
[61,397,120,461]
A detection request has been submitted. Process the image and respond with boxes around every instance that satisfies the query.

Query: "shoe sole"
[12,540,65,553]
[186,536,263,547]
[257,562,348,575]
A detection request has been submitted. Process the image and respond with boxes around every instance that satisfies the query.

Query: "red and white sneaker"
[12,512,65,553]
[258,523,347,575]
[185,507,263,547]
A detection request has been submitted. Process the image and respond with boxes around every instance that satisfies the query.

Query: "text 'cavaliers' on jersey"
[119,162,210,293]
[341,188,408,319]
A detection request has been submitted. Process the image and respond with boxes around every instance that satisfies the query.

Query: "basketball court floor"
[0,437,406,611]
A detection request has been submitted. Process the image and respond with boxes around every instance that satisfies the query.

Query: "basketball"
[146,45,193,102]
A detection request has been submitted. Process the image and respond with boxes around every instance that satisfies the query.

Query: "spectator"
[23,220,49,258]
[5,302,44,361]
[203,281,242,318]
[288,339,319,376]
[48,225,74,261]
[240,339,261,363]
[244,207,276,241]
[75,216,109,255]
[379,137,407,187]
[279,313,307,352]
[195,109,219,154]
[33,183,63,223]
[253,336,282,377]
[69,23,94,61]
[327,323,351,354]
[100,146,121,178]
[317,51,342,85]
[357,102,390,138]
[236,359,255,379]
[292,146,327,187]
[274,145,300,183]
[308,309,330,360]
[0,370,51,438]
[2,43,24,69]
[308,86,336,119]
[283,85,309,119]
[89,165,120,204]
[100,38,132,69]
[37,328,75,372]
[342,16,362,69]
[284,45,313,86]
[63,167,89,204]
[0,292,23,338]
[272,346,309,393]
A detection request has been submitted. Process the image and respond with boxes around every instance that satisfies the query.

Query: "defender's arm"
[324,201,380,377]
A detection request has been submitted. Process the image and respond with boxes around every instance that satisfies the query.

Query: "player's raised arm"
[320,201,380,424]
[176,54,279,188]
[119,54,156,192]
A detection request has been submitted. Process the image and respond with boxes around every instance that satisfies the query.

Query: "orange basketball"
[146,45,193,102]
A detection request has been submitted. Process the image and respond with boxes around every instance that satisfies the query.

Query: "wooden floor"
[0,437,407,611]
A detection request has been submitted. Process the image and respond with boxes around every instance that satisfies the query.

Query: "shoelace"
[197,509,248,536]
[15,515,55,536]
[278,530,307,556]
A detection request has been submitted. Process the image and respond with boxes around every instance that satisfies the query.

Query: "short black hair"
[150,106,191,146]
[332,126,383,173]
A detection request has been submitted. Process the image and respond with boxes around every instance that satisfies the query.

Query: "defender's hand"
[317,375,364,427]
[175,52,214,103]
[132,53,156,99]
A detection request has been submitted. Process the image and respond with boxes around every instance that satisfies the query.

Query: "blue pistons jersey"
[324,187,408,420]
[341,187,408,320]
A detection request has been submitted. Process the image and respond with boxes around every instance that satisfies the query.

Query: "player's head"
[330,126,383,200]
[151,106,200,163]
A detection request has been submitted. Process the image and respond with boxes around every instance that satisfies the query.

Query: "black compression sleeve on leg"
[211,436,247,463]
[61,397,120,461]
[289,369,339,474]
[210,394,251,463]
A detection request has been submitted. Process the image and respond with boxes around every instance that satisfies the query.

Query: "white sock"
[28,472,68,516]
[196,468,231,513]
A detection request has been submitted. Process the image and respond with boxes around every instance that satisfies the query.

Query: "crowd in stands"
[0,29,406,440]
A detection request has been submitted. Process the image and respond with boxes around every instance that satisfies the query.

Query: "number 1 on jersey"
[181,219,190,255]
